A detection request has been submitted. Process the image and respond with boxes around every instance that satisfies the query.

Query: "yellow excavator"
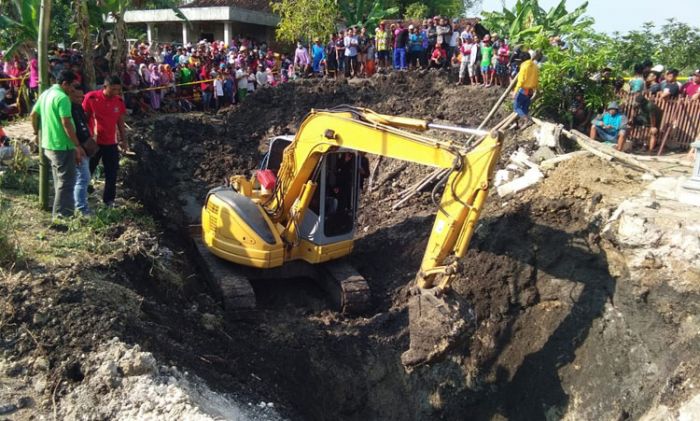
[198,106,502,367]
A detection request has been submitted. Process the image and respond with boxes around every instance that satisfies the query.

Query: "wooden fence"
[618,92,700,151]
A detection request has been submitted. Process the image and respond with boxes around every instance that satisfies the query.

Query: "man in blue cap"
[590,101,628,151]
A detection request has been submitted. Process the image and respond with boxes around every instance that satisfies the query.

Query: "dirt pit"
[4,72,700,420]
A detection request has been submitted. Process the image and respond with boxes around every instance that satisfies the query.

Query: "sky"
[477,0,699,34]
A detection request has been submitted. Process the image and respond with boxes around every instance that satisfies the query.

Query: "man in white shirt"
[235,64,248,102]
[256,65,267,88]
[344,28,359,77]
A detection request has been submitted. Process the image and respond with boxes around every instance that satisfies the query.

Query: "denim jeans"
[393,48,406,69]
[514,88,532,118]
[44,149,76,219]
[74,157,91,215]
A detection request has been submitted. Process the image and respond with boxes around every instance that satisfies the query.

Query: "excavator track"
[192,228,369,316]
[192,238,256,320]
[321,260,371,315]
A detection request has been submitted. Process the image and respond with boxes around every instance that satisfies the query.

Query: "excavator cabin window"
[321,152,358,237]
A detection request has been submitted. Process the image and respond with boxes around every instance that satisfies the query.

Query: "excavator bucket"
[401,288,475,369]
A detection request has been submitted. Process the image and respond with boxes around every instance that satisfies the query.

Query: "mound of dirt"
[87,71,700,420]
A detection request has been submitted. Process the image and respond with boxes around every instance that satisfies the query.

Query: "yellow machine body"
[202,107,502,291]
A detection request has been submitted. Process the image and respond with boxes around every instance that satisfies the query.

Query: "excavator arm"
[204,106,502,368]
[266,107,502,293]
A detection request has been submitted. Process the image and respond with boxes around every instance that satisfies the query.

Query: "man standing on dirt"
[82,76,127,208]
[30,70,85,221]
[344,28,359,78]
[375,22,390,72]
[512,52,539,129]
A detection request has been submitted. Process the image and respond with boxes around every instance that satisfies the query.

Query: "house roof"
[180,0,271,13]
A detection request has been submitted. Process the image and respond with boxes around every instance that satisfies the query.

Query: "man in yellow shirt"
[513,51,539,128]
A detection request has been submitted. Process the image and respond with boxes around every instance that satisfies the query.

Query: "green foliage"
[609,20,700,73]
[338,0,399,32]
[534,41,617,120]
[271,0,339,43]
[0,198,22,267]
[481,0,593,47]
[0,144,38,195]
[404,2,429,20]
[391,0,480,18]
[0,0,40,57]
[66,205,155,234]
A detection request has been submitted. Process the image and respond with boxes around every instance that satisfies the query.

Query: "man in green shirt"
[30,70,85,220]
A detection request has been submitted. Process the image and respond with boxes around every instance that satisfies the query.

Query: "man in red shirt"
[682,69,700,100]
[82,75,127,207]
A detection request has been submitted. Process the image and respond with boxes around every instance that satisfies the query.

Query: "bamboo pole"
[569,129,663,176]
[633,155,693,167]
[392,112,517,210]
[37,0,53,211]
[561,129,613,162]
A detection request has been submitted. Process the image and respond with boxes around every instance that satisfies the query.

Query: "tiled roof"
[180,0,272,13]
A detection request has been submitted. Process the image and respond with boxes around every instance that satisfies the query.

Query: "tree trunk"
[38,0,52,211]
[76,1,96,90]
[110,11,127,74]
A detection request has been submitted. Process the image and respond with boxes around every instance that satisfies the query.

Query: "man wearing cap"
[590,102,628,151]
[682,69,700,100]
[658,69,681,99]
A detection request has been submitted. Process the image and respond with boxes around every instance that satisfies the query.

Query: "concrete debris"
[496,148,544,197]
[535,121,563,149]
[540,150,591,170]
[497,168,544,197]
[603,193,700,293]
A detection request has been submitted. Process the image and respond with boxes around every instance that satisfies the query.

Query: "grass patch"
[1,190,157,266]
[0,141,37,195]
[0,198,23,267]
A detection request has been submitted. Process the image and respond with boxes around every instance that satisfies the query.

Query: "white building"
[124,0,279,46]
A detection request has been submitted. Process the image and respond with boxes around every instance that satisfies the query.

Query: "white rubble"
[603,181,700,293]
[59,338,284,421]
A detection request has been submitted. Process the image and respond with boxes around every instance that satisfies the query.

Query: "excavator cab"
[262,137,360,245]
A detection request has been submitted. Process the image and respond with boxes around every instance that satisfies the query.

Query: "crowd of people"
[587,67,700,152]
[2,16,700,223]
[1,17,546,119]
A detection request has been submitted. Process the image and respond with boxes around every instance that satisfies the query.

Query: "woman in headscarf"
[125,61,139,89]
[159,64,172,98]
[149,63,161,110]
[138,63,150,88]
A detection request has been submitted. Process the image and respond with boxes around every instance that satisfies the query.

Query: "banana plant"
[338,0,399,31]
[481,0,592,46]
[0,0,40,58]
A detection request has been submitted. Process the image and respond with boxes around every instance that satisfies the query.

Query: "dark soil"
[6,72,697,420]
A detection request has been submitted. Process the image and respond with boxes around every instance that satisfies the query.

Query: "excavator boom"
[200,106,502,368]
